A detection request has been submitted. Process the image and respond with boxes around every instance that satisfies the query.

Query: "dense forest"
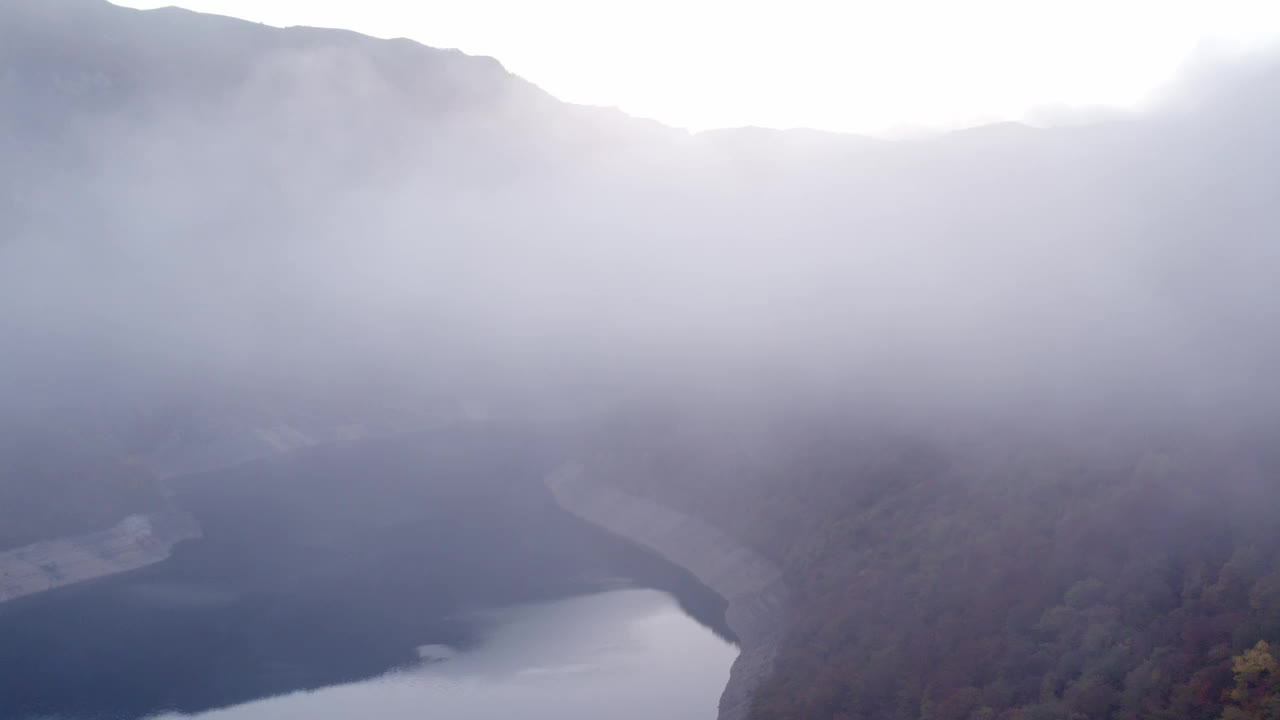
[589,412,1280,720]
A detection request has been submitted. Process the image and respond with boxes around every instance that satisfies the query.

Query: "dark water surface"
[0,428,735,720]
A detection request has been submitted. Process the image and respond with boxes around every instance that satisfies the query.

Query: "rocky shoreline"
[546,464,789,720]
[0,509,201,603]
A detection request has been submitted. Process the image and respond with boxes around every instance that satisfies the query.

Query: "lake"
[147,589,735,720]
[0,428,737,720]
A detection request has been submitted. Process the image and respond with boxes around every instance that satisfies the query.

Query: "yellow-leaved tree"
[1223,641,1280,720]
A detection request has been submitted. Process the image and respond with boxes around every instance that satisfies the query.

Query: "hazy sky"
[96,1,1280,133]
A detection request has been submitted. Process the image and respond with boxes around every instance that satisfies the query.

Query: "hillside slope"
[584,412,1280,720]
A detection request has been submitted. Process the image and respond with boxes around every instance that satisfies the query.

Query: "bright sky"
[110,0,1280,135]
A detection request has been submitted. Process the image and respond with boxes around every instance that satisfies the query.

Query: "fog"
[4,0,1280,440]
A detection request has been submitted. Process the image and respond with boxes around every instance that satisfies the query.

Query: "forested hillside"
[586,412,1280,720]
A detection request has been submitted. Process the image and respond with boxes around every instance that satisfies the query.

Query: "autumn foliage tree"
[1222,641,1280,720]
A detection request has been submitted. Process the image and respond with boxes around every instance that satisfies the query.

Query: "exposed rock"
[0,509,201,603]
[547,464,788,720]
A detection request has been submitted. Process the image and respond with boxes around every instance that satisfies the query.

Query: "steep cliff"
[546,464,789,720]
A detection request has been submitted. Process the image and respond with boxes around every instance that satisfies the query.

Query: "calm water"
[0,429,737,720]
[147,589,736,720]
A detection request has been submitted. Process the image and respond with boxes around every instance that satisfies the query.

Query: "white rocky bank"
[0,420,323,605]
[546,464,789,720]
[0,509,201,603]
[0,414,457,606]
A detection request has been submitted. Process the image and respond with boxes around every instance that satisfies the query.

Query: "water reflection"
[149,589,737,720]
[0,434,736,719]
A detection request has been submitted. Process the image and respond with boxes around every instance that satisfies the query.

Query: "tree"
[1222,641,1280,720]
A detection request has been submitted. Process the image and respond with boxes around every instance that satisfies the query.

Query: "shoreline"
[0,509,202,603]
[546,464,789,720]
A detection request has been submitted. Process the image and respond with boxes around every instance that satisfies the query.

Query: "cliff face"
[546,464,789,720]
[0,508,201,603]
